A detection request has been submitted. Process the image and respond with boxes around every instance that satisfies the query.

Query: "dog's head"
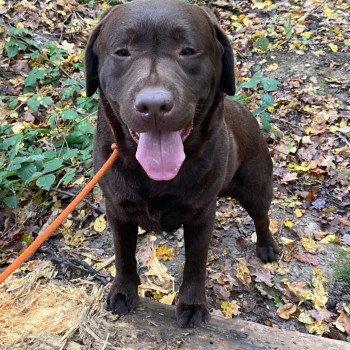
[86,0,235,181]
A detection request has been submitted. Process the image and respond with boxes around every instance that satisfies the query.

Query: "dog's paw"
[257,239,279,262]
[107,280,139,315]
[176,302,210,328]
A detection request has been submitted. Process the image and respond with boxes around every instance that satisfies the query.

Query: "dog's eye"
[114,49,130,57]
[180,47,196,56]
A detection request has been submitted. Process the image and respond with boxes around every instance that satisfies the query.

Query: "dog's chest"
[119,193,191,232]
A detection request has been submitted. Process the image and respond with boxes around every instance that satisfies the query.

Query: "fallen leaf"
[281,172,298,183]
[312,268,328,311]
[269,219,280,234]
[280,237,295,245]
[155,245,174,261]
[293,253,319,266]
[145,254,174,284]
[301,237,318,253]
[136,238,153,267]
[320,234,340,244]
[312,198,326,210]
[306,321,330,335]
[221,300,240,318]
[250,264,273,285]
[213,284,231,300]
[71,176,84,186]
[329,44,338,52]
[294,208,304,218]
[311,308,337,322]
[336,310,350,335]
[159,292,176,305]
[255,284,274,299]
[284,219,293,228]
[277,303,297,320]
[235,259,251,285]
[93,215,106,233]
[265,261,290,275]
[314,231,328,240]
[298,311,313,324]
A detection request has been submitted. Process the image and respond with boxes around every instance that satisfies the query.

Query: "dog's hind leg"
[229,156,279,262]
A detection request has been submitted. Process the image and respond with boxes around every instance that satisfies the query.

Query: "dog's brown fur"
[85,0,279,328]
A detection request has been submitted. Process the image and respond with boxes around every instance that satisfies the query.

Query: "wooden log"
[113,298,350,350]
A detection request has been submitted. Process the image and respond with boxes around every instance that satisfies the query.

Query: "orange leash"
[0,144,119,285]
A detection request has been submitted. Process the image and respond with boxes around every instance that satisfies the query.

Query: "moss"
[335,250,350,286]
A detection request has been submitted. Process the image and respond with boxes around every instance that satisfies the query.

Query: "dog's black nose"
[134,87,174,117]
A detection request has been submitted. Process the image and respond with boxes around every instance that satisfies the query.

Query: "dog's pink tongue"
[136,130,185,181]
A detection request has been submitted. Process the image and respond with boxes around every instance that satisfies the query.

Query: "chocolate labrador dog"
[85,0,279,328]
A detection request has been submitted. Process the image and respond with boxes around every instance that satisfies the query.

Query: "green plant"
[230,70,280,131]
[284,14,293,40]
[1,25,101,208]
[0,110,94,207]
[335,250,350,286]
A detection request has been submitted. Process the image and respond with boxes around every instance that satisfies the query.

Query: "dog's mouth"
[128,122,193,181]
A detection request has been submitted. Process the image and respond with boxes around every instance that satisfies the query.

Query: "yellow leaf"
[138,227,146,235]
[235,259,251,285]
[242,18,249,27]
[276,303,297,320]
[156,245,174,261]
[288,163,309,171]
[12,122,25,134]
[101,1,109,10]
[16,22,24,29]
[159,292,176,305]
[329,44,338,53]
[269,219,280,234]
[312,268,328,311]
[109,265,116,277]
[301,237,318,253]
[298,311,313,324]
[63,219,73,229]
[329,125,339,133]
[93,214,107,233]
[305,127,313,134]
[313,50,326,56]
[280,237,295,245]
[266,63,279,71]
[220,300,240,318]
[306,321,329,335]
[284,219,293,228]
[323,7,333,16]
[71,176,84,186]
[294,208,304,218]
[265,262,290,275]
[320,234,340,244]
[145,254,174,283]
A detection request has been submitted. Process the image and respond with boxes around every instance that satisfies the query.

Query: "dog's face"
[86,0,234,181]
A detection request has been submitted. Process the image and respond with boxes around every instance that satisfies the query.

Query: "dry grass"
[0,264,122,350]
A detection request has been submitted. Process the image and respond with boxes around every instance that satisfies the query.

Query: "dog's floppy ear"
[202,7,235,96]
[85,6,119,97]
[85,26,101,97]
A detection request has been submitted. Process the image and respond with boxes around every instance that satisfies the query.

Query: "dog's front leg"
[105,201,140,315]
[176,201,216,328]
